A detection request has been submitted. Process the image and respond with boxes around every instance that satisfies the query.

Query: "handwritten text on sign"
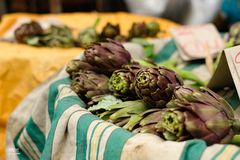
[232,50,240,79]
[235,51,240,64]
[171,24,224,59]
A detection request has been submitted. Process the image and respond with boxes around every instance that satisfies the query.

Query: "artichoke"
[109,63,142,98]
[101,23,120,39]
[134,66,183,108]
[146,22,160,37]
[84,39,131,75]
[128,22,148,39]
[77,28,99,48]
[71,70,110,101]
[133,108,190,141]
[164,86,240,145]
[40,25,75,48]
[77,17,100,48]
[155,108,190,141]
[66,59,102,78]
[14,21,43,43]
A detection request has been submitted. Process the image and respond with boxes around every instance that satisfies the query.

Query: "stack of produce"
[15,21,75,48]
[14,19,161,48]
[66,39,240,145]
[128,22,160,38]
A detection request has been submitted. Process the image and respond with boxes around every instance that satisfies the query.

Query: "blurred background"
[1,0,240,31]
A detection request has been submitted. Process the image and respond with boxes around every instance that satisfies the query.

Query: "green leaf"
[88,95,122,112]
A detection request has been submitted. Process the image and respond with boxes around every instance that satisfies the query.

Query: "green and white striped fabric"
[6,39,240,160]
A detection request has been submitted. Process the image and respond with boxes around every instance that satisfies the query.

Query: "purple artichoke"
[66,59,102,78]
[101,23,120,39]
[14,21,43,43]
[84,39,131,75]
[128,22,148,38]
[134,66,183,108]
[164,86,240,145]
[71,70,110,101]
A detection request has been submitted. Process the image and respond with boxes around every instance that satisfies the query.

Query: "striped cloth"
[6,39,240,160]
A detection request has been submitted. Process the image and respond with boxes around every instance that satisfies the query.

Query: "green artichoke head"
[77,28,99,48]
[109,64,142,98]
[84,39,132,75]
[40,25,75,48]
[155,108,188,141]
[146,21,160,37]
[14,21,43,43]
[134,66,183,108]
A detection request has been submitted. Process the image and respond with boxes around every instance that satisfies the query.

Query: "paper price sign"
[208,45,240,99]
[171,24,224,61]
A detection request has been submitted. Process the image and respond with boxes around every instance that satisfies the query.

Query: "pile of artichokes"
[14,20,160,48]
[15,21,75,48]
[66,39,240,145]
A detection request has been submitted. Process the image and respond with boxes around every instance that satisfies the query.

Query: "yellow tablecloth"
[0,12,177,158]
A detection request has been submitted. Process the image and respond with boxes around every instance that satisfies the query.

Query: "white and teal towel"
[6,39,240,160]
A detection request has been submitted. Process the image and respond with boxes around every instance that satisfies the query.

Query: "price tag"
[171,24,224,61]
[208,45,240,99]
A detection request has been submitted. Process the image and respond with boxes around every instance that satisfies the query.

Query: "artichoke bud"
[84,39,131,75]
[134,66,183,108]
[42,25,74,48]
[14,21,43,43]
[109,72,129,94]
[146,22,160,37]
[109,64,142,98]
[129,22,148,38]
[167,86,240,145]
[66,59,82,76]
[155,109,185,141]
[172,86,198,102]
[71,70,110,101]
[101,23,120,39]
[77,28,99,48]
[66,59,103,78]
